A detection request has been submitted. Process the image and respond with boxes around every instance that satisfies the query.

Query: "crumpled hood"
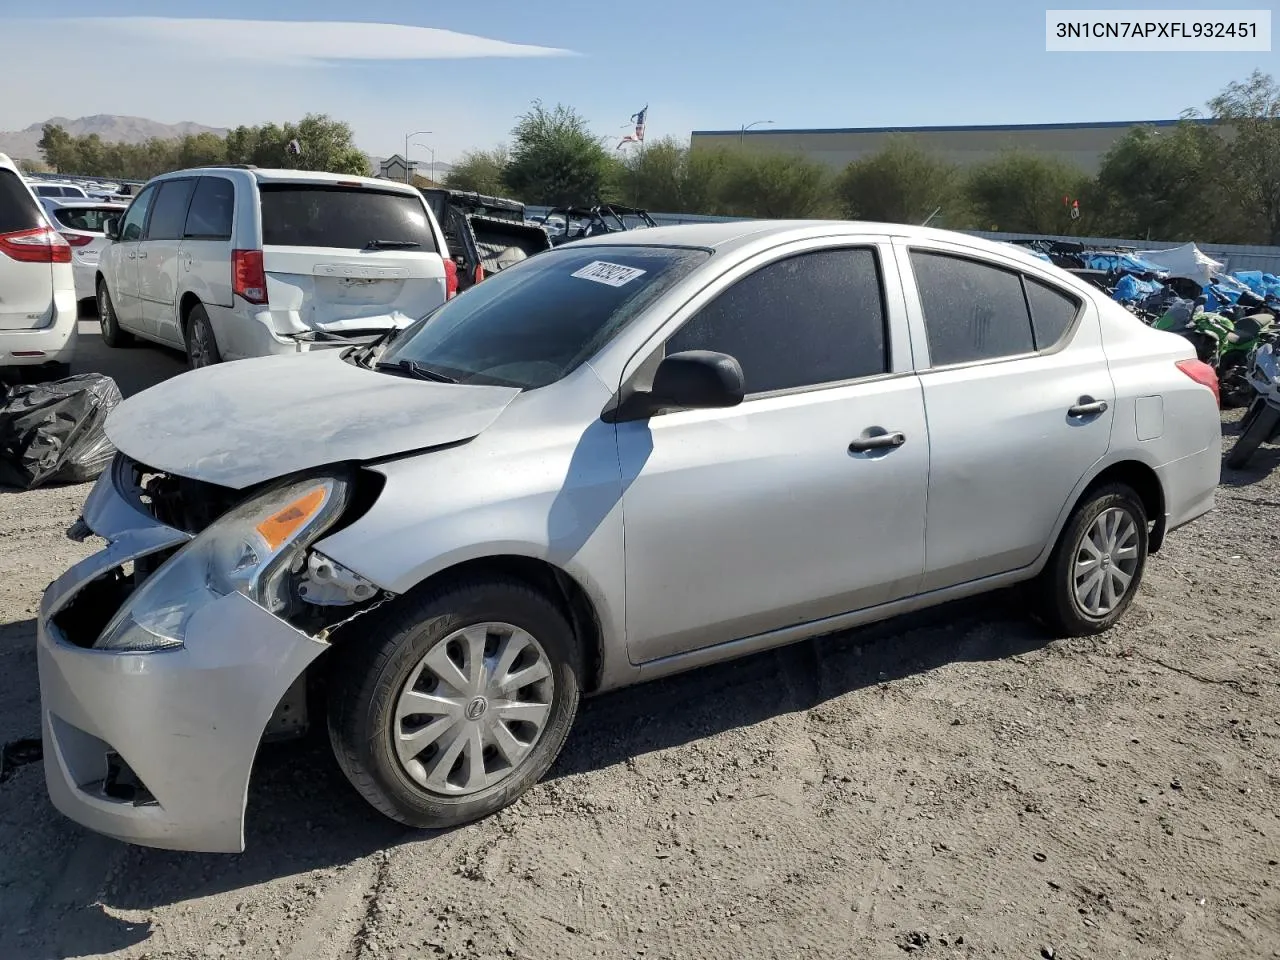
[105,351,521,489]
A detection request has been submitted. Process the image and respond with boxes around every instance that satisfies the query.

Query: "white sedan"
[40,198,128,303]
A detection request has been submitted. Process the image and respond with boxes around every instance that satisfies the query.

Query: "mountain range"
[0,115,229,162]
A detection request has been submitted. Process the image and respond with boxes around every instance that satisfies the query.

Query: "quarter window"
[1024,277,1081,349]
[184,177,234,240]
[666,247,890,395]
[910,251,1035,366]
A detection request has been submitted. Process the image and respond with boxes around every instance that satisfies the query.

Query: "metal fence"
[524,206,1280,275]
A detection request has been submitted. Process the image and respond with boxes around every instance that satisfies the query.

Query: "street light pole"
[403,130,433,182]
[738,119,775,147]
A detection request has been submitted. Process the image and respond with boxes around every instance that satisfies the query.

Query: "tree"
[1094,122,1231,241]
[718,151,833,218]
[617,137,687,210]
[966,151,1091,234]
[503,101,615,206]
[16,157,51,174]
[224,114,368,174]
[444,146,510,194]
[37,124,79,173]
[835,137,963,225]
[1208,70,1280,244]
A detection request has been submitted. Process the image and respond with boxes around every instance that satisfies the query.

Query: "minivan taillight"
[61,232,94,247]
[443,258,458,299]
[232,249,268,305]
[0,226,72,263]
[1176,358,1220,407]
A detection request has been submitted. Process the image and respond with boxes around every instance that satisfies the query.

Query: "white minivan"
[96,167,456,368]
[0,154,77,379]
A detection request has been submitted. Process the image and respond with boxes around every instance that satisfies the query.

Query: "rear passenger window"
[0,170,43,233]
[666,247,889,395]
[910,251,1034,366]
[184,177,234,240]
[146,179,196,240]
[1024,277,1081,349]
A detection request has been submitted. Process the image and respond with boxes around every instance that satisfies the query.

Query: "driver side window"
[665,246,890,396]
[120,185,156,242]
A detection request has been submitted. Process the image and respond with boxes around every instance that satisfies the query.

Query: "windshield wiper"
[364,239,420,250]
[374,358,457,383]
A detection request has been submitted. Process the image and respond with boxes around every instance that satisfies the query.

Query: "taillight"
[61,232,94,247]
[473,264,485,286]
[232,249,268,305]
[1176,358,1220,407]
[443,258,458,299]
[0,226,72,263]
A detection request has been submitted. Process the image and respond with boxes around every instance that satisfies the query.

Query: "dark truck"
[421,189,552,292]
[534,203,659,247]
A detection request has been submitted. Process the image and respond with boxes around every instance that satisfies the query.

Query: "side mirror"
[608,350,745,422]
[103,217,120,241]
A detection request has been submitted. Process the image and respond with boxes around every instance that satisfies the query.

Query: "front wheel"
[327,577,582,829]
[1034,484,1149,637]
[97,281,132,348]
[1227,404,1280,470]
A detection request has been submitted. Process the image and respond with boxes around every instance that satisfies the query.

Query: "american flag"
[617,106,648,149]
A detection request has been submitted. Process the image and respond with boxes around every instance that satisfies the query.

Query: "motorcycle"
[1217,312,1278,408]
[1226,343,1280,470]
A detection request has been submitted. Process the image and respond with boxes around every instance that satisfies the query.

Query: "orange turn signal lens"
[254,487,327,551]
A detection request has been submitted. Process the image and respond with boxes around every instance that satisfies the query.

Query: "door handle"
[849,431,906,453]
[136,251,148,260]
[1068,399,1108,418]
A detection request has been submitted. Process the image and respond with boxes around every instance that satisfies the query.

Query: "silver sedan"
[37,220,1221,852]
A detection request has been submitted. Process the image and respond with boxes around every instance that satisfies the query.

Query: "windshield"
[258,184,438,252]
[379,245,710,389]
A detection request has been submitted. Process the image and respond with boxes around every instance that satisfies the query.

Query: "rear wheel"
[1034,484,1148,636]
[327,576,581,829]
[1227,404,1280,470]
[183,304,222,369]
[96,281,132,348]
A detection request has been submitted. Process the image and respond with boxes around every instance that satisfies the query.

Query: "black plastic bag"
[0,374,123,490]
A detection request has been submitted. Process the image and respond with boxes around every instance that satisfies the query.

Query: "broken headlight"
[95,474,351,652]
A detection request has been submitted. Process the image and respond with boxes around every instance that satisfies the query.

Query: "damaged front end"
[37,453,391,852]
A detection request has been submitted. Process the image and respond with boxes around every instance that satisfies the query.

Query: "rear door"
[0,167,55,330]
[257,182,446,333]
[138,177,196,342]
[896,239,1116,590]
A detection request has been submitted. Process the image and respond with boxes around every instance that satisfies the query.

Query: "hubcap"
[393,622,554,797]
[98,291,111,334]
[1073,507,1140,617]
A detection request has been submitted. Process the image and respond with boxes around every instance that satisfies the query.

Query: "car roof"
[566,219,1061,271]
[149,166,421,194]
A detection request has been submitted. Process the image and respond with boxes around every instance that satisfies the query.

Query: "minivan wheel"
[97,281,132,347]
[327,577,581,829]
[1035,483,1148,637]
[184,304,221,368]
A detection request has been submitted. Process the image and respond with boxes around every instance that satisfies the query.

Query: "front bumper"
[36,461,329,853]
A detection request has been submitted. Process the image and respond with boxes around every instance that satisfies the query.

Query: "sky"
[0,0,1275,165]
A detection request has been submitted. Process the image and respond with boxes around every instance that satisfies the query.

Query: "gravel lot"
[1,325,1277,960]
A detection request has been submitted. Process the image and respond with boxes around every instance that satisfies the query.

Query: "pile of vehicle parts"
[421,189,553,293]
[534,204,658,247]
[0,373,122,490]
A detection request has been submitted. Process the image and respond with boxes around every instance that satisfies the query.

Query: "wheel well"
[178,292,203,333]
[412,556,605,693]
[1079,461,1167,552]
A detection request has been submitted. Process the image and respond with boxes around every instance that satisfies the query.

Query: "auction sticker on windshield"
[571,261,647,287]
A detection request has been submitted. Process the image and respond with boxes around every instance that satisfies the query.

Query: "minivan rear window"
[0,170,43,233]
[50,205,123,232]
[258,184,437,252]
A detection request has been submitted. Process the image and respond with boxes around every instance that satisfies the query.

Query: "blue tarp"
[1083,252,1169,276]
[1233,270,1280,300]
[1113,274,1165,304]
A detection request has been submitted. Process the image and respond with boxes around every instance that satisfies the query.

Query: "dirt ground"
[0,326,1277,960]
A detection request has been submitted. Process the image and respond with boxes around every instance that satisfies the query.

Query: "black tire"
[183,303,222,369]
[1034,483,1149,637]
[1227,404,1280,470]
[1240,397,1264,435]
[327,576,582,829]
[96,280,132,347]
